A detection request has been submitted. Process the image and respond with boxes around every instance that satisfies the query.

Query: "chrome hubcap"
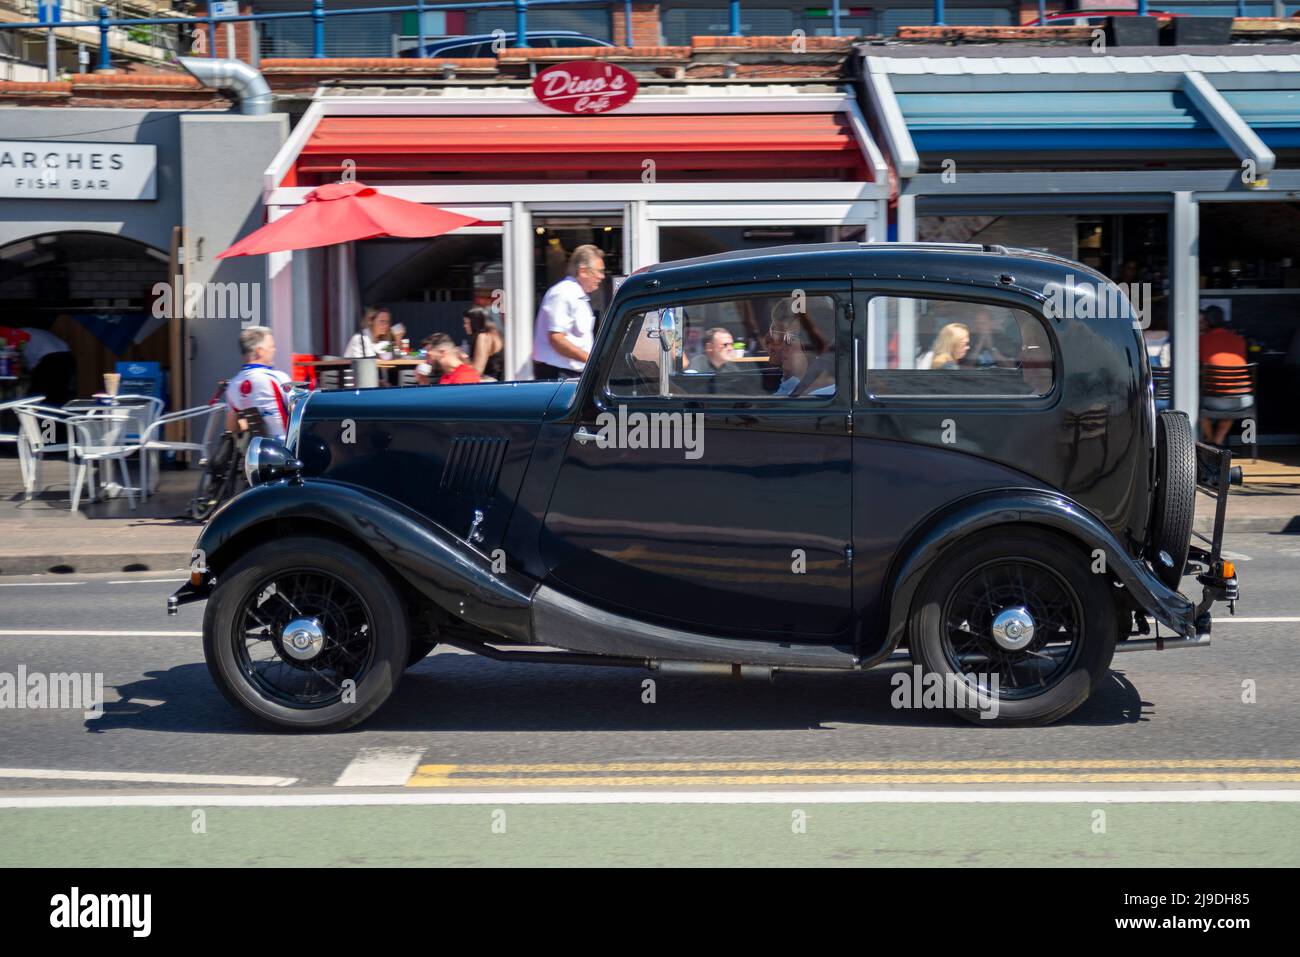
[990,606,1036,651]
[280,617,326,662]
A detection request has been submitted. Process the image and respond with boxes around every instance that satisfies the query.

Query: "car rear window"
[863,296,1054,399]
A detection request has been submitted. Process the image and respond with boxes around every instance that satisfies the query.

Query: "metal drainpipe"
[178,56,273,116]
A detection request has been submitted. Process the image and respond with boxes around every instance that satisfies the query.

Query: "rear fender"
[873,489,1194,662]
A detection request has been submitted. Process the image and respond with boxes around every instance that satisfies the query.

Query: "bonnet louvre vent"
[440,436,507,497]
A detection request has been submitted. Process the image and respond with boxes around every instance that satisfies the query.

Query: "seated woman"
[929,323,971,370]
[463,306,505,380]
[344,306,404,358]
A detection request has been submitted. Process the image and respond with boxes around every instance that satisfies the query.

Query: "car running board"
[531,584,860,670]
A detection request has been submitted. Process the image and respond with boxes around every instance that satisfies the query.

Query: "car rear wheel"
[1149,410,1196,589]
[203,536,410,731]
[908,528,1117,726]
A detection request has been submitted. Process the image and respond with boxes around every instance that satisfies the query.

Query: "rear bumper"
[1123,442,1239,649]
[1189,441,1241,625]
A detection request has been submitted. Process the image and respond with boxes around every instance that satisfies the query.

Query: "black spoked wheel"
[189,432,241,521]
[940,558,1083,701]
[235,571,377,709]
[910,528,1117,726]
[204,536,410,731]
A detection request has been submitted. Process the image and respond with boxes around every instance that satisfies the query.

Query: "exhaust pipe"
[178,57,272,116]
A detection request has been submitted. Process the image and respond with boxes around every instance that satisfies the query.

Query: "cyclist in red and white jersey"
[224,326,292,440]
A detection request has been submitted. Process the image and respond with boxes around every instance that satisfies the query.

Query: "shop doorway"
[532,214,624,329]
[0,231,171,405]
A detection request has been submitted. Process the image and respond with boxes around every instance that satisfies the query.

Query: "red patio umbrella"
[217,180,480,258]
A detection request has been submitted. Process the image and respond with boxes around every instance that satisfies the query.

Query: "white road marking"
[0,582,84,587]
[108,579,188,585]
[1212,617,1300,624]
[0,768,296,787]
[334,748,426,787]
[1,789,1299,809]
[0,630,201,637]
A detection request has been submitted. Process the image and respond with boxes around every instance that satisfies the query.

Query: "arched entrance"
[0,231,172,404]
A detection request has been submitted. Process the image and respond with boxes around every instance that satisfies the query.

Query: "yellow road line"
[412,758,1300,776]
[408,771,1300,788]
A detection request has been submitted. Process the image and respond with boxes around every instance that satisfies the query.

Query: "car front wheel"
[908,528,1117,726]
[203,535,410,731]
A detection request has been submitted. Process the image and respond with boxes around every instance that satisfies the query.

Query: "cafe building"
[859,46,1300,444]
[0,98,286,411]
[256,76,889,379]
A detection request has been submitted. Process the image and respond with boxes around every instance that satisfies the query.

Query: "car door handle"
[574,427,601,446]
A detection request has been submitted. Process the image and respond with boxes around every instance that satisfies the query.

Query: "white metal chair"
[66,414,141,513]
[0,394,44,454]
[137,403,226,498]
[15,403,73,500]
[108,394,164,443]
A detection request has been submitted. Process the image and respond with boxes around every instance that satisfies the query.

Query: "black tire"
[203,535,410,731]
[1150,410,1196,589]
[909,528,1117,726]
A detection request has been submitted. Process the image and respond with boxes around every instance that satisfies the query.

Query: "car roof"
[623,242,1113,303]
[428,31,605,46]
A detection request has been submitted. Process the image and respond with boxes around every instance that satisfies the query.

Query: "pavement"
[0,454,202,576]
[1,444,1296,575]
[0,530,1297,866]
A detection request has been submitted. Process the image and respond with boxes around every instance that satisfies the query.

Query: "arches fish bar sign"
[532,62,638,115]
[0,141,157,200]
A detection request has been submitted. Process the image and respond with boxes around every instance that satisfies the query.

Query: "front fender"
[873,488,1194,663]
[192,479,538,643]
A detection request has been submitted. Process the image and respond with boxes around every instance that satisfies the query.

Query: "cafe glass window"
[607,291,843,399]
[864,296,1054,398]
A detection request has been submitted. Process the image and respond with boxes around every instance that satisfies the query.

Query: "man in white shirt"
[19,326,74,405]
[532,244,604,380]
[225,326,293,439]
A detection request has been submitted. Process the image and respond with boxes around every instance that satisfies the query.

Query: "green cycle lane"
[2,801,1298,866]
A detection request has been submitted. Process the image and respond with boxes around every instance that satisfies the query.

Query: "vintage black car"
[170,243,1239,729]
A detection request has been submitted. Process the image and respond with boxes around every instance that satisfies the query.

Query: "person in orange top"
[1198,306,1252,447]
[426,333,482,386]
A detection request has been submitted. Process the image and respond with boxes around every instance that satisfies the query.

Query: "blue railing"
[0,0,861,70]
[0,0,1258,73]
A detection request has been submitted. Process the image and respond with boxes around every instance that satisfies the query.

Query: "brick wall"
[194,4,258,61]
[610,3,662,48]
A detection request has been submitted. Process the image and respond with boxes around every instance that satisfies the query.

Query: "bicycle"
[188,384,265,521]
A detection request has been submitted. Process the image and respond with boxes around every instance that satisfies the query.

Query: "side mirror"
[658,308,680,355]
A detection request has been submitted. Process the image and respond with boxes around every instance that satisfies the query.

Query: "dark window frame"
[597,280,853,412]
[855,284,1062,409]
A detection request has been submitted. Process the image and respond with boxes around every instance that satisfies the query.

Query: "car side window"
[437,43,476,57]
[863,295,1054,398]
[606,292,842,400]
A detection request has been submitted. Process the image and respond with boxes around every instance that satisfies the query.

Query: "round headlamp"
[244,436,304,487]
